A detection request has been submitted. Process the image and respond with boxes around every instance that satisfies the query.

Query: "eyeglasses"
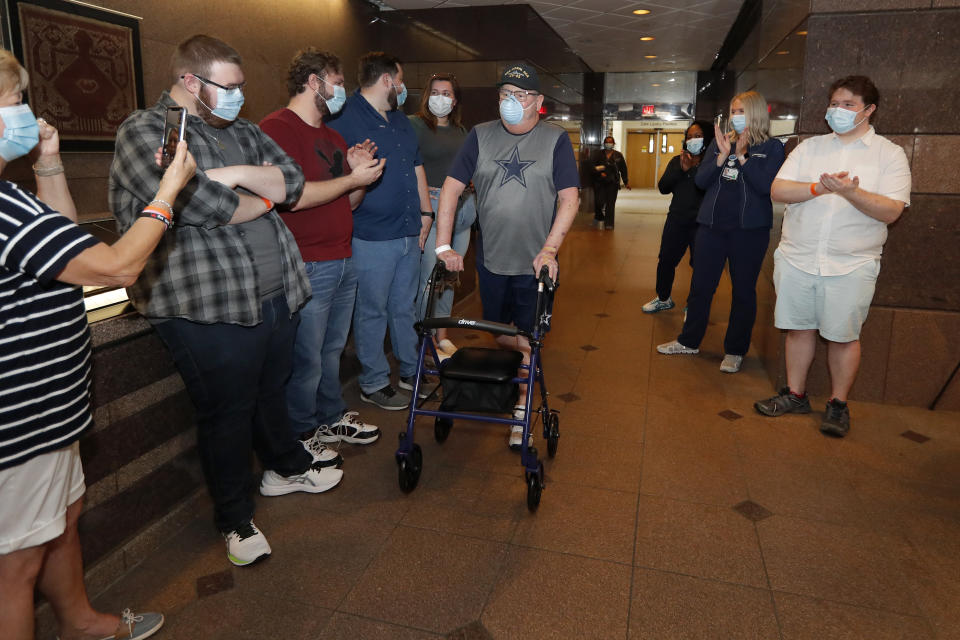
[182,74,246,92]
[499,89,539,101]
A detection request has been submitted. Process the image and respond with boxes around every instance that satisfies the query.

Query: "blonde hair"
[730,90,769,147]
[0,49,29,96]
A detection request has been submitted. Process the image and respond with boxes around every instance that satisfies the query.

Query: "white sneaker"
[437,338,458,355]
[301,430,344,467]
[512,404,526,421]
[259,466,343,496]
[657,340,699,355]
[316,412,381,444]
[642,296,675,313]
[720,354,743,373]
[224,521,271,567]
[508,425,532,450]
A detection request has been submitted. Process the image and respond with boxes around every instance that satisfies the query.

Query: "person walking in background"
[591,135,629,230]
[657,91,785,374]
[643,120,712,314]
[411,72,476,361]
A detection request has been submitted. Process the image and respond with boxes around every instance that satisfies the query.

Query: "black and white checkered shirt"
[109,92,309,326]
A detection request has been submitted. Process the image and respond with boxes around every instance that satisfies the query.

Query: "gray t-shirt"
[448,121,579,275]
[410,116,467,188]
[212,123,285,299]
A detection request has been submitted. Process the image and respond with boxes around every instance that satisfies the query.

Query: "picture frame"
[6,0,144,151]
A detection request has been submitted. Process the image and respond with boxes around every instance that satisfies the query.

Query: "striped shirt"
[0,180,99,471]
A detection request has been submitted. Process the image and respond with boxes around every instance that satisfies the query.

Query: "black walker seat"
[395,262,560,511]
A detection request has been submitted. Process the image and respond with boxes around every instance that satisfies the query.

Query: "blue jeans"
[286,258,357,436]
[352,235,421,393]
[416,191,476,322]
[152,295,311,533]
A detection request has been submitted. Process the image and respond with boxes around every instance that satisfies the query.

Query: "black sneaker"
[360,384,409,411]
[754,387,812,417]
[820,399,850,437]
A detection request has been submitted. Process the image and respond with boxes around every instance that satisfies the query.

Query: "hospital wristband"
[809,182,819,196]
[260,196,273,212]
[435,244,452,255]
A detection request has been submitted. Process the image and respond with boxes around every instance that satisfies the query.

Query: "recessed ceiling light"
[644,55,657,59]
[640,36,655,41]
[633,9,651,15]
[776,50,789,55]
[796,30,808,35]
[669,78,676,82]
[651,83,660,87]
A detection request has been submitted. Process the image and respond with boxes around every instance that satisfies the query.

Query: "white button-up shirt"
[775,127,911,276]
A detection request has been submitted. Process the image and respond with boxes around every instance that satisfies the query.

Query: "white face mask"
[428,95,453,118]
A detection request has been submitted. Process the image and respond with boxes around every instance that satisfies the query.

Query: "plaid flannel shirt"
[109,92,309,326]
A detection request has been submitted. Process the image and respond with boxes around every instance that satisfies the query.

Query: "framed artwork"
[6,0,144,151]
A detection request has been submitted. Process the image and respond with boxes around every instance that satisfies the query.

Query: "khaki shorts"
[0,441,85,554]
[773,249,880,343]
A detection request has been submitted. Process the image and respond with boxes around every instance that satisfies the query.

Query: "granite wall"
[754,2,960,410]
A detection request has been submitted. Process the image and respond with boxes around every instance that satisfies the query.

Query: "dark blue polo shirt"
[328,91,423,241]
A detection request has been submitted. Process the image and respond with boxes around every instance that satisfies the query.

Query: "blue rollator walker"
[395,262,560,511]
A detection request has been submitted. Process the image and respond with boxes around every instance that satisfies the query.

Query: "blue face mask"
[731,114,747,134]
[825,106,865,134]
[685,137,704,155]
[392,82,407,107]
[0,104,40,161]
[196,79,245,122]
[317,81,346,115]
[499,94,527,125]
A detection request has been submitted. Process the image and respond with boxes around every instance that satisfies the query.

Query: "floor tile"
[757,515,920,615]
[774,591,934,640]
[629,568,780,639]
[511,482,638,563]
[319,612,440,639]
[481,546,631,639]
[634,495,768,588]
[339,526,507,634]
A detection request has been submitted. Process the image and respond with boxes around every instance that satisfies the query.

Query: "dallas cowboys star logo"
[496,145,536,188]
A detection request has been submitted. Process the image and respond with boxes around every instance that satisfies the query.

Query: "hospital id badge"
[721,166,739,181]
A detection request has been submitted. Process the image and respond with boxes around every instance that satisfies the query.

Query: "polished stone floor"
[80,191,959,639]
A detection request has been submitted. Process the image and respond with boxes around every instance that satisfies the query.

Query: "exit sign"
[641,104,655,116]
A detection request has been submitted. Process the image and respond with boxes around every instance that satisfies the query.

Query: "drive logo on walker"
[458,319,477,326]
[496,145,536,188]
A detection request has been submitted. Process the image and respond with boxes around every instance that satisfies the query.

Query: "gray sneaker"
[820,399,850,437]
[360,384,410,411]
[643,296,675,313]
[754,388,812,417]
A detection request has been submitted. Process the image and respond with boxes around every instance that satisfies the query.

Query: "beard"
[387,89,398,111]
[313,90,330,117]
[194,89,233,129]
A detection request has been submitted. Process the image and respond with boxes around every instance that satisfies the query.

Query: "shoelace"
[230,521,258,542]
[826,402,846,421]
[120,608,143,632]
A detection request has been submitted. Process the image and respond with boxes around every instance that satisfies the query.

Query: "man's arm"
[771,178,827,204]
[820,172,906,224]
[435,176,467,271]
[533,186,578,280]
[204,165,287,203]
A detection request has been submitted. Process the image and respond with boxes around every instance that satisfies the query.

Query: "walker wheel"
[547,412,560,458]
[398,443,423,493]
[434,417,453,443]
[526,461,544,512]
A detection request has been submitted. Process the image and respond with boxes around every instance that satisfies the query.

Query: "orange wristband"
[809,182,819,196]
[260,196,273,211]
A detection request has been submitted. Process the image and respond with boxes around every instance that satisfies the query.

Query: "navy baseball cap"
[498,62,540,92]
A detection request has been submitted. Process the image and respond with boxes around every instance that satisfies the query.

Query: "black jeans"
[153,295,311,533]
[678,225,770,356]
[593,182,619,228]
[655,216,699,301]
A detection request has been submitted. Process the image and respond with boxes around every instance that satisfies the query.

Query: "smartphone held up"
[161,106,186,169]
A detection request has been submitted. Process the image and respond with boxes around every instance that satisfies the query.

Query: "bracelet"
[421,210,435,219]
[141,205,173,222]
[809,182,819,196]
[32,162,65,177]
[140,209,172,229]
[260,196,273,211]
[149,198,173,213]
[435,243,452,255]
